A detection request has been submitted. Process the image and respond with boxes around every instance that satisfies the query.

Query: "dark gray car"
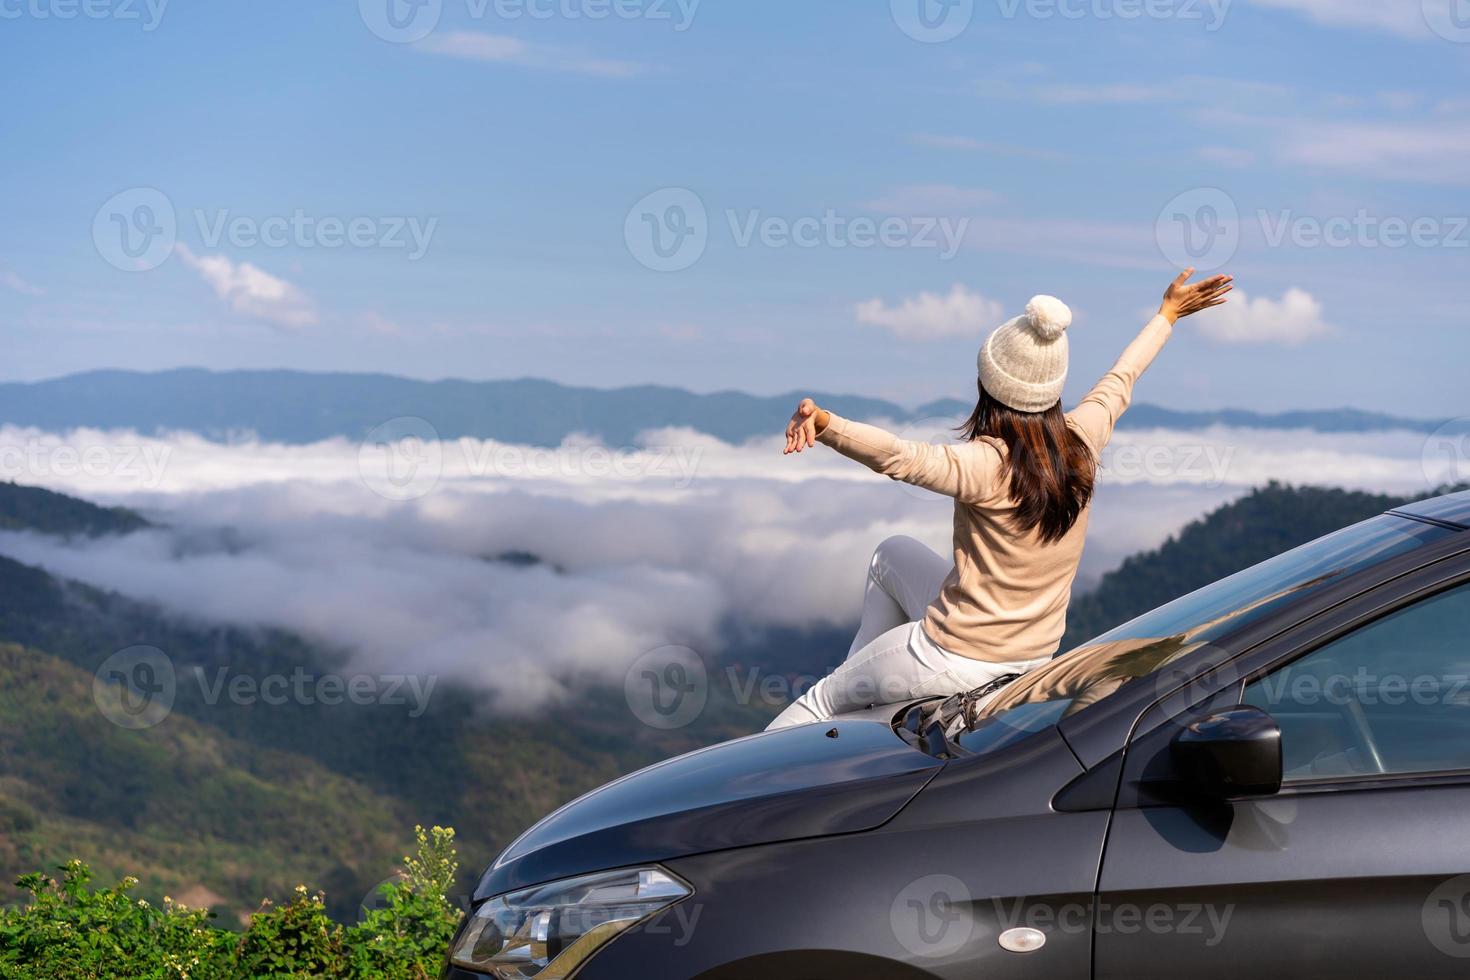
[445,490,1470,979]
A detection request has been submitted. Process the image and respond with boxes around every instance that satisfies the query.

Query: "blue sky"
[2,0,1468,415]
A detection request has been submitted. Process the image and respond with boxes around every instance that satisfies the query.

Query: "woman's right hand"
[1159,267,1233,324]
[784,398,822,454]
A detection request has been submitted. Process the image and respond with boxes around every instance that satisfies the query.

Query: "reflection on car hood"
[474,720,943,899]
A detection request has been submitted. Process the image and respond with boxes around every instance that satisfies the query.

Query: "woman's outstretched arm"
[783,398,997,501]
[1068,268,1233,453]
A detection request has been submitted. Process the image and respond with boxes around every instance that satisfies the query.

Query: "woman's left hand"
[784,398,821,454]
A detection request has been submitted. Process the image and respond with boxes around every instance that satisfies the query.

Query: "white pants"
[766,536,1049,730]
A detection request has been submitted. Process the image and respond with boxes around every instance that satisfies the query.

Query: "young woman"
[766,269,1233,730]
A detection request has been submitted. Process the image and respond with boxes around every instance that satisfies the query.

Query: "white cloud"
[0,266,43,296]
[417,31,650,78]
[1193,288,1333,346]
[1246,0,1446,39]
[175,244,318,330]
[908,134,1066,161]
[1197,146,1258,168]
[855,285,1007,340]
[1275,120,1470,186]
[0,419,1442,707]
[862,184,1001,214]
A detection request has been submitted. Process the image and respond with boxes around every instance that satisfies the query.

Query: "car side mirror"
[1171,705,1282,800]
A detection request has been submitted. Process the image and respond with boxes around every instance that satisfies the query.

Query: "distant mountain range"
[0,369,1451,446]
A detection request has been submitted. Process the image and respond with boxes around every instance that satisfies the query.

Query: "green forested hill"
[1061,483,1438,648]
[0,488,772,921]
[0,481,150,537]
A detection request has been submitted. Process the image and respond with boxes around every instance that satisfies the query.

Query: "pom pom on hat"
[1024,295,1072,342]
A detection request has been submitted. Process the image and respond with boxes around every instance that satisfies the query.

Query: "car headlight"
[449,866,692,978]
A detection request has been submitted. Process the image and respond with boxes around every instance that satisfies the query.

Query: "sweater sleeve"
[1066,314,1173,455]
[817,414,999,503]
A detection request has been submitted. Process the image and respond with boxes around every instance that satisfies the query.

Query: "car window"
[1243,582,1470,782]
[955,515,1453,754]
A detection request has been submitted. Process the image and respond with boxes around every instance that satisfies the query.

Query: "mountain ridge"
[0,368,1448,447]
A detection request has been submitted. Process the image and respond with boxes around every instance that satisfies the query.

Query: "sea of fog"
[0,420,1455,705]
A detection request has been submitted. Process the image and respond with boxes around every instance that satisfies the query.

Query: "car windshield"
[955,514,1453,754]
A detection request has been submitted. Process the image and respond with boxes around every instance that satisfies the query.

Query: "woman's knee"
[870,534,924,572]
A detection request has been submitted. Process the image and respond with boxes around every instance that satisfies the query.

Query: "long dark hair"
[957,382,1096,543]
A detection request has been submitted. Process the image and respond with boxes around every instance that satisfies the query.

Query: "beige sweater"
[818,314,1173,664]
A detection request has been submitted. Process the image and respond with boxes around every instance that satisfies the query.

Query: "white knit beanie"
[977,295,1072,413]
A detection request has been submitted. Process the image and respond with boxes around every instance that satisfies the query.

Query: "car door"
[1094,562,1470,979]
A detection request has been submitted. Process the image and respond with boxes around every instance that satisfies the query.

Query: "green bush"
[0,826,462,980]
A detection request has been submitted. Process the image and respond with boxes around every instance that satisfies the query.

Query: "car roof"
[1388,489,1470,529]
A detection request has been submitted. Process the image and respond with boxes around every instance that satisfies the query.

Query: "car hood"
[474,720,943,899]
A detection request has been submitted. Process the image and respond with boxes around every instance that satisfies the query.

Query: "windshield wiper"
[895,702,964,759]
